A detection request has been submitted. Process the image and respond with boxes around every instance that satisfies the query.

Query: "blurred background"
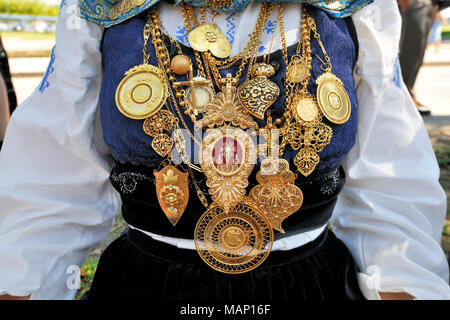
[0,0,448,298]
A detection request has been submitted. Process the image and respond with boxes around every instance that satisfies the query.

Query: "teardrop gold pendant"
[188,22,232,59]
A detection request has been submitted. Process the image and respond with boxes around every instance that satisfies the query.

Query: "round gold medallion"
[185,85,215,114]
[115,64,168,120]
[292,94,321,126]
[316,73,351,125]
[195,199,273,274]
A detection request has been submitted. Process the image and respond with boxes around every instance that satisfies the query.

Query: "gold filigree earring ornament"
[154,161,190,226]
[249,158,303,233]
[309,16,351,125]
[115,12,168,120]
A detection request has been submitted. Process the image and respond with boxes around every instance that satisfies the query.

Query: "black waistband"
[110,161,345,240]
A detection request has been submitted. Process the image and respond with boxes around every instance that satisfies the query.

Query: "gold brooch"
[194,199,273,274]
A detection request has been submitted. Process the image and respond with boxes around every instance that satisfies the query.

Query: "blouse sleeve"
[331,0,450,300]
[0,0,121,299]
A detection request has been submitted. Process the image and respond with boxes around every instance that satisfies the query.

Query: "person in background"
[0,36,16,151]
[398,0,450,116]
[427,10,446,53]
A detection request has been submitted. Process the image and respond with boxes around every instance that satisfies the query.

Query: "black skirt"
[87,227,366,300]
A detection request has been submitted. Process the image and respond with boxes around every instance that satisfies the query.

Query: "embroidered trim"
[78,0,374,27]
[39,46,56,94]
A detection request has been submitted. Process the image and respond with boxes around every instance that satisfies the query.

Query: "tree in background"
[0,0,59,17]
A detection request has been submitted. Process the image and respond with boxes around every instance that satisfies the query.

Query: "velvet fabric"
[111,161,345,240]
[99,6,359,175]
[88,227,366,300]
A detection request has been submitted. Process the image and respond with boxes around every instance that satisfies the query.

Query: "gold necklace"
[247,4,304,234]
[115,12,168,120]
[237,4,281,120]
[278,8,333,178]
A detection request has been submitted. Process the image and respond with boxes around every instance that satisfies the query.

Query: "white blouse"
[0,0,448,300]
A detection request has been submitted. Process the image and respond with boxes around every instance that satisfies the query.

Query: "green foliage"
[0,0,59,17]
[435,144,450,168]
[76,258,99,300]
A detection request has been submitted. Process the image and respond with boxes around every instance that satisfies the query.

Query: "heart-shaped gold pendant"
[238,63,280,120]
[188,22,232,59]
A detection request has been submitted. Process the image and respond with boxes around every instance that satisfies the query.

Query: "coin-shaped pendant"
[195,198,273,274]
[316,73,351,125]
[291,94,321,127]
[185,84,215,114]
[115,64,168,120]
[286,55,309,83]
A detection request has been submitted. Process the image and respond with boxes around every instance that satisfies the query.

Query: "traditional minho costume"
[0,0,449,300]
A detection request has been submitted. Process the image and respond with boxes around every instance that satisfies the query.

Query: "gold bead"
[179,101,186,107]
[275,119,282,125]
[171,55,192,75]
[176,92,183,98]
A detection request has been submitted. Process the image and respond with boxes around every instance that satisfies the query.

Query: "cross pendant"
[173,64,212,116]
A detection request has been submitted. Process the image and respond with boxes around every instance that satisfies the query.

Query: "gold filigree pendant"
[316,72,351,125]
[154,165,189,226]
[200,126,257,213]
[249,159,303,233]
[143,110,178,157]
[194,198,273,274]
[237,63,280,120]
[115,64,168,120]
[188,22,232,59]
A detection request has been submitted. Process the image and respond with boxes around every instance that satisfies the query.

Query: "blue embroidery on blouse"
[393,56,402,89]
[39,46,56,94]
[99,7,358,174]
[78,0,373,27]
[175,26,189,45]
[264,19,277,34]
[225,13,236,45]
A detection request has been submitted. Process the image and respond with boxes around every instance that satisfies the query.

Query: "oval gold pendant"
[286,55,308,83]
[316,73,351,125]
[195,198,273,274]
[115,64,168,120]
